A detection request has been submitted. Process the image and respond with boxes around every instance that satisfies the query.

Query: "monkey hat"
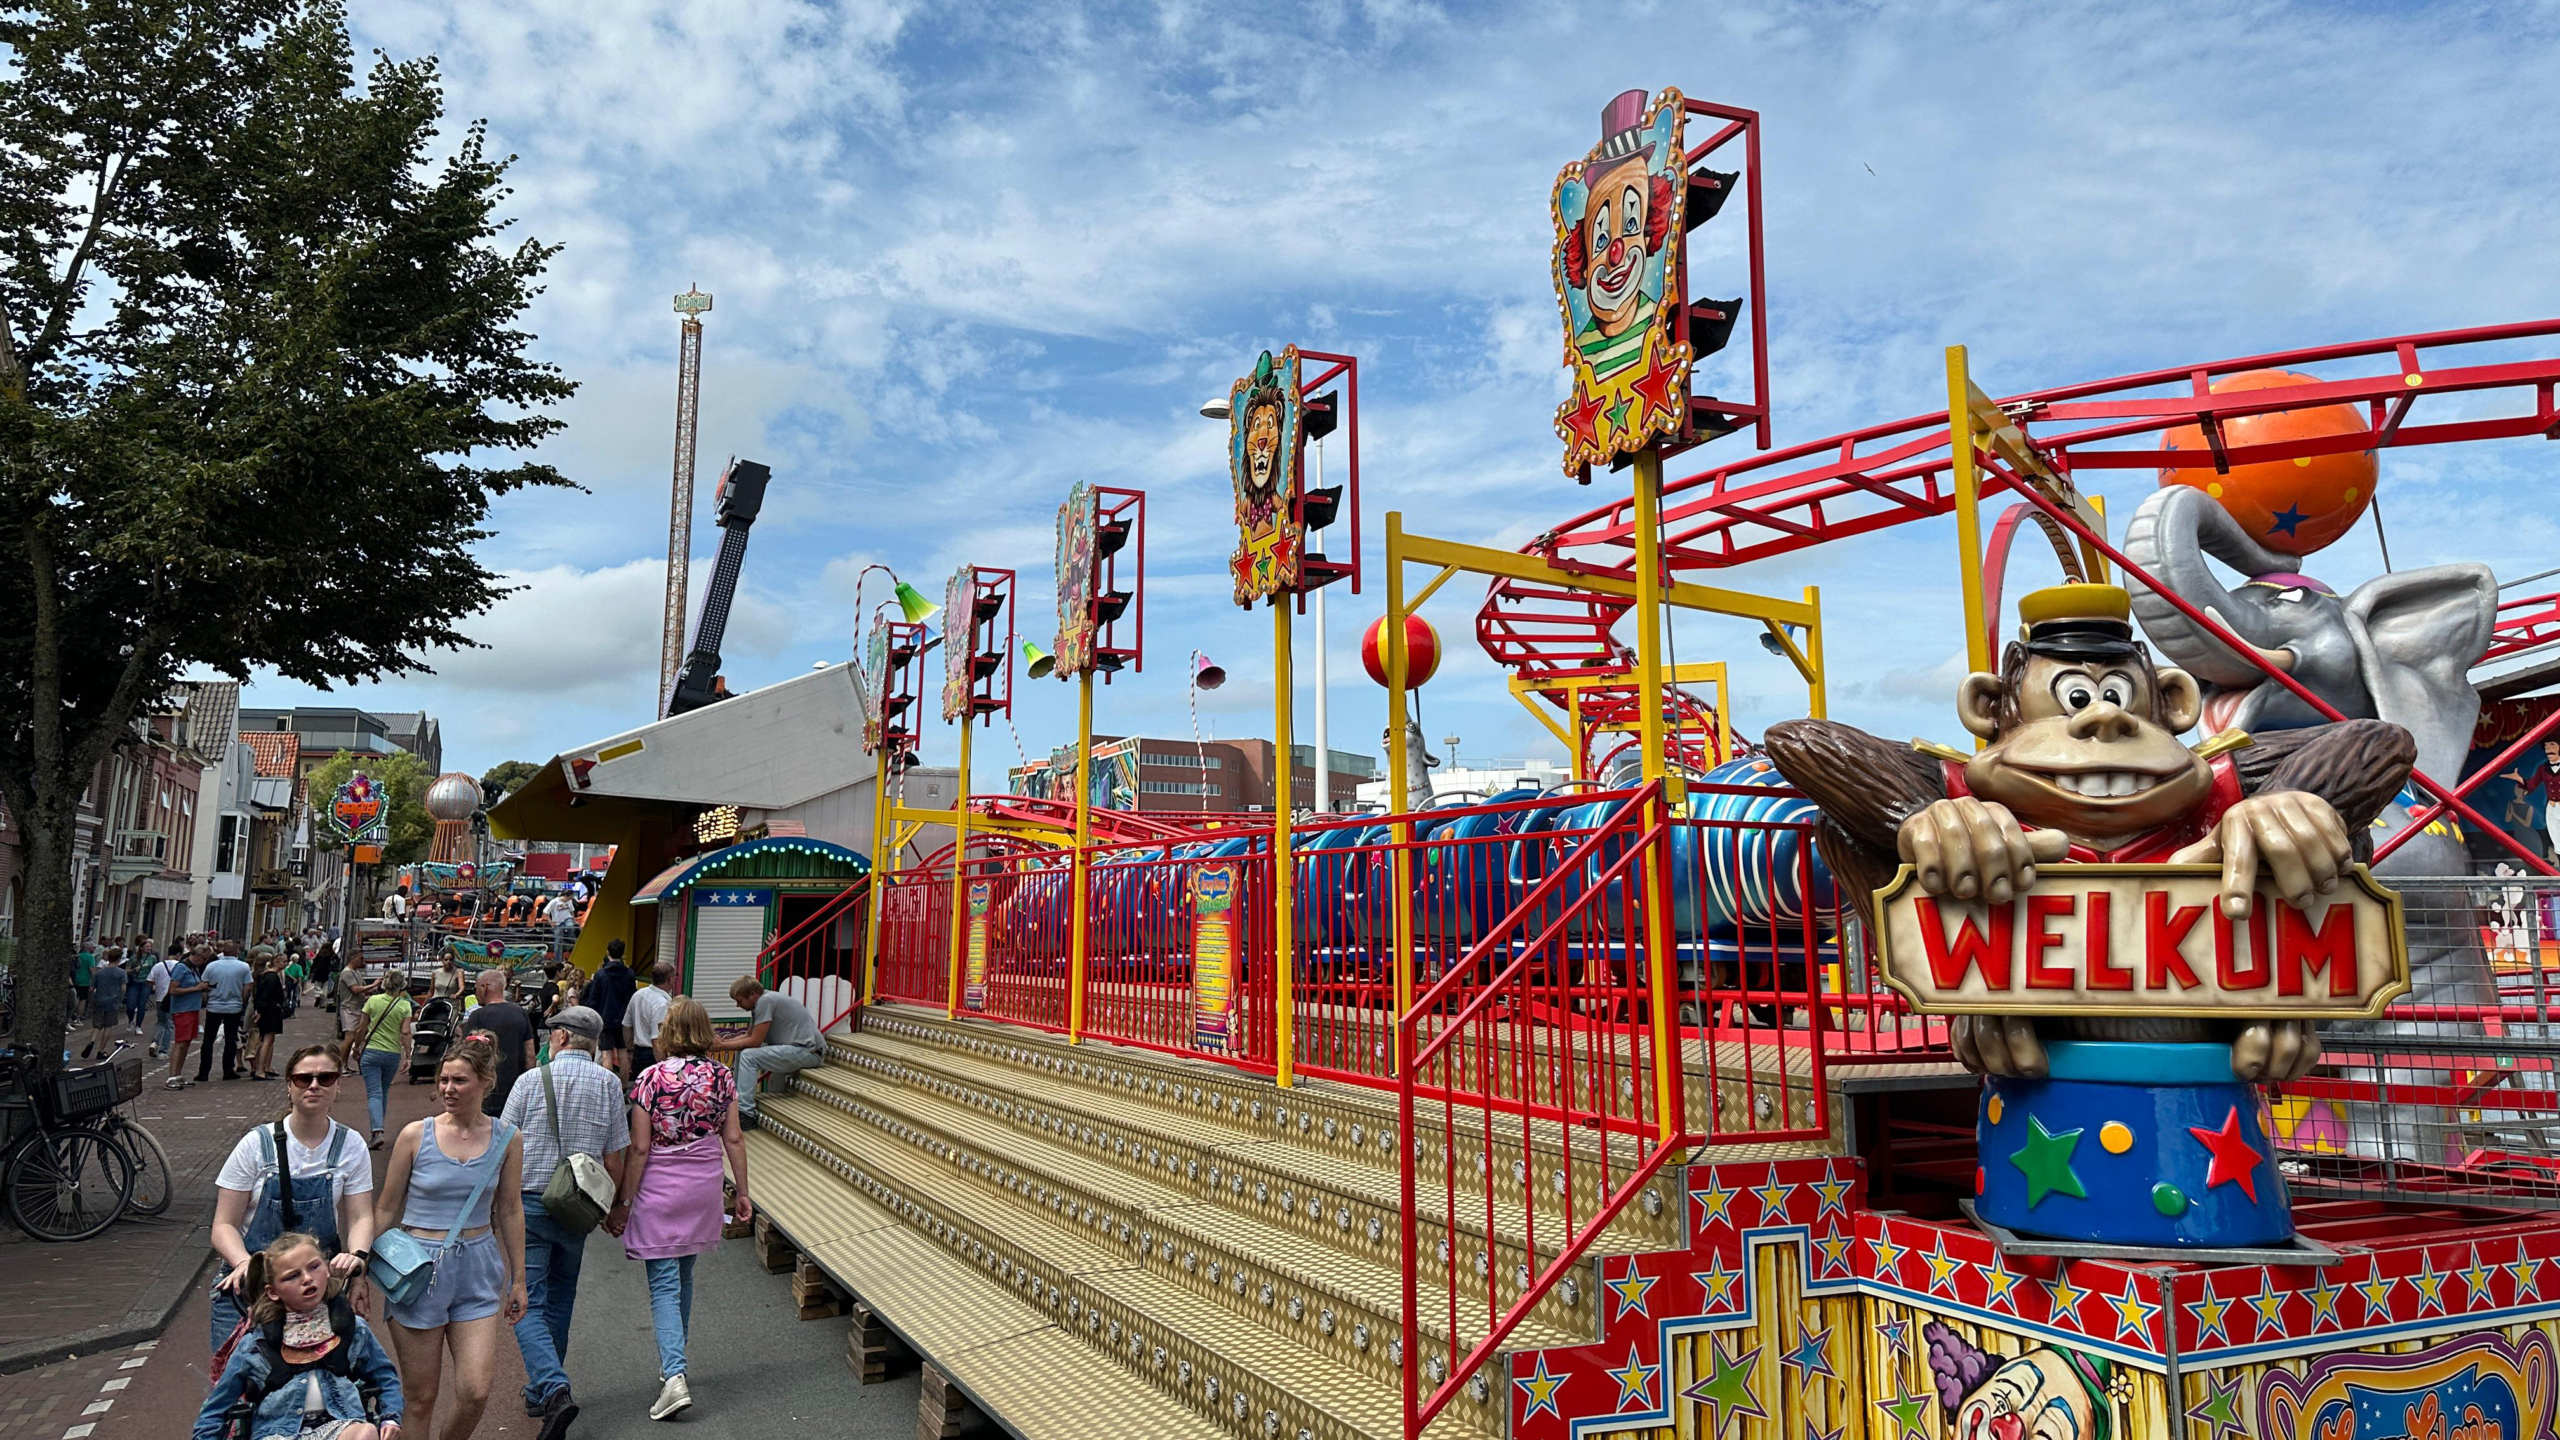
[2015,582,2140,661]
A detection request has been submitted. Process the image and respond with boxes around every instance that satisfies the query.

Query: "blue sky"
[236,0,2560,786]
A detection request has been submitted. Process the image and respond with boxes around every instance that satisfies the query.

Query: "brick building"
[1008,736,1378,815]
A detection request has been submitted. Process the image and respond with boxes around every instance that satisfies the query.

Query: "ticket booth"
[628,836,871,1025]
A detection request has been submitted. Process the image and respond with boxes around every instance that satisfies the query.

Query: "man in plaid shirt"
[499,1005,630,1438]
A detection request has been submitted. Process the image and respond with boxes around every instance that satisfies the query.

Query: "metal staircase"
[746,1006,1687,1439]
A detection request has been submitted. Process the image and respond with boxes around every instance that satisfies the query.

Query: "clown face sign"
[940,565,977,724]
[1227,347,1306,607]
[1551,88,1691,478]
[858,619,889,753]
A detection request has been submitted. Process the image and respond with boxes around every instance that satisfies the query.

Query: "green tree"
[307,749,432,868]
[479,758,542,800]
[0,1,573,1070]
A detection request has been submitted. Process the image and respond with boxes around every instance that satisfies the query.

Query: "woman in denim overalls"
[209,1045,379,1349]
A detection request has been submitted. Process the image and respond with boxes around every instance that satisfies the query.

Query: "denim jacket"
[193,1313,403,1440]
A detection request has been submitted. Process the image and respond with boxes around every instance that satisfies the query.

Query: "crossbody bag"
[538,1062,616,1235]
[367,1119,514,1307]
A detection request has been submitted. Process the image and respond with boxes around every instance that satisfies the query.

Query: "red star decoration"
[1558,388,1609,453]
[1628,354,1685,429]
[2188,1107,2264,1203]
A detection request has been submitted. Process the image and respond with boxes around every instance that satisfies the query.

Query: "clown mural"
[1552,88,1691,476]
[1056,480,1099,674]
[1227,347,1306,606]
[1927,1324,2128,1440]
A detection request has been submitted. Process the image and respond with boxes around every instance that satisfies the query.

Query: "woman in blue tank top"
[372,1035,525,1440]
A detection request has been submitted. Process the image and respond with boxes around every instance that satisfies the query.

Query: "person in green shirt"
[71,943,96,1012]
[280,955,307,1013]
[351,985,413,1149]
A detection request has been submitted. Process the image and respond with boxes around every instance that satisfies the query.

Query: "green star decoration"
[1875,1381,1933,1440]
[2008,1116,2088,1207]
[1680,1337,1766,1436]
[2185,1371,2247,1440]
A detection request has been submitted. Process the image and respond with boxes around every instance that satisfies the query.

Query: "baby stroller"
[408,995,456,1083]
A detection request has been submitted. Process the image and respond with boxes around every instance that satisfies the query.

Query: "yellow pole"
[1947,345,1994,682]
[1067,669,1094,1042]
[1631,447,1680,1144]
[1384,514,1414,1071]
[862,750,890,1004]
[1271,598,1295,1089]
[945,712,974,1018]
[1567,688,1586,783]
[1802,584,1828,720]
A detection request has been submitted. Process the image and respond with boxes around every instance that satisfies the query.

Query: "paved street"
[3,999,918,1438]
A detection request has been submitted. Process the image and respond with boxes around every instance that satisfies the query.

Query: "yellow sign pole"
[1947,344,1995,681]
[1631,446,1680,1145]
[1802,584,1828,720]
[1271,598,1295,1089]
[1383,514,1415,1071]
[862,752,890,1004]
[1067,669,1094,1043]
[944,713,974,1018]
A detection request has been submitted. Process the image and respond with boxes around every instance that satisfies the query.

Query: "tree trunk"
[9,804,78,1074]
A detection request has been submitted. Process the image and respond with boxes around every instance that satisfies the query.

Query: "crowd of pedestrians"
[182,940,815,1439]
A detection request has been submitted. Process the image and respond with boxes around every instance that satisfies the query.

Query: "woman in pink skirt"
[606,995,751,1422]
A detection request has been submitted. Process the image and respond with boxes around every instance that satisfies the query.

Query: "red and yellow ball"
[2159,368,2376,557]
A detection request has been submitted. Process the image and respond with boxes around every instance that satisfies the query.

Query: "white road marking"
[101,1379,129,1392]
[117,1357,146,1370]
[131,1340,156,1351]
[64,1425,95,1438]
[81,1400,111,1415]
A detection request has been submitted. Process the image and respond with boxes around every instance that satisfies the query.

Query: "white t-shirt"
[382,893,408,920]
[546,895,575,926]
[626,985,671,1046]
[148,960,174,1001]
[215,1121,375,1201]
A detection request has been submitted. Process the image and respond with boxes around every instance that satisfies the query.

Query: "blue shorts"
[387,1231,506,1329]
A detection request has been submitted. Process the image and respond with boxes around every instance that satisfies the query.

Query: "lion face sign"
[1242,395,1284,507]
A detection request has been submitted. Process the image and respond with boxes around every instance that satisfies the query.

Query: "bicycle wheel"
[98,1116,173,1217]
[5,1129,134,1242]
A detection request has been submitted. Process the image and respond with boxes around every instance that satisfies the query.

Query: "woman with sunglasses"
[209,1045,379,1350]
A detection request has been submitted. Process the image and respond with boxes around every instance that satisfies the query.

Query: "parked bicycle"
[0,1048,137,1241]
[82,1041,171,1217]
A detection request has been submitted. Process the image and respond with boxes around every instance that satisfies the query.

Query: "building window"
[1139,780,1221,796]
[1144,753,1223,770]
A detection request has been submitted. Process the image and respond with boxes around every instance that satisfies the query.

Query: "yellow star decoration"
[2356,1269,2400,1320]
[1869,1229,1909,1277]
[1605,1344,1659,1411]
[1606,1267,1658,1321]
[1751,1174,1796,1220]
[2044,1265,2089,1322]
[1693,1255,1742,1311]
[1815,1229,1856,1277]
[1692,1173,1739,1230]
[2108,1284,2162,1341]
[1976,1259,2021,1311]
[1810,1163,1856,1221]
[2187,1286,2235,1346]
[2304,1271,2343,1330]
[2511,1254,2544,1301]
[2460,1246,2498,1307]
[2245,1272,2291,1337]
[1923,1239,1965,1296]
[1514,1355,1567,1422]
[2411,1256,2450,1315]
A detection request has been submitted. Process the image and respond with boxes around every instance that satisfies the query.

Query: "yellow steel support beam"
[1802,585,1828,720]
[1394,529,1819,631]
[1067,670,1094,1043]
[1271,600,1295,1088]
[1947,345,1995,688]
[1630,448,1681,1147]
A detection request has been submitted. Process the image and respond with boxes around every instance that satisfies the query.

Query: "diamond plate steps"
[759,1095,1498,1440]
[782,1064,1592,1386]
[798,1048,1606,1354]
[746,1131,1226,1440]
[848,1008,1684,1258]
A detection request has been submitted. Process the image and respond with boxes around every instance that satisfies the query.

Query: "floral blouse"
[632,1057,736,1146]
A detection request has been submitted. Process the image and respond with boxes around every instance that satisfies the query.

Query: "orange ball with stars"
[2158,368,2376,557]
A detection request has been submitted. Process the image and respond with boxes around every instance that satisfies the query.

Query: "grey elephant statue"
[2123,482,2499,1018]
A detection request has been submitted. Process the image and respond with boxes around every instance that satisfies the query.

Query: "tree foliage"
[306,749,432,867]
[0,0,574,1068]
[479,758,542,800]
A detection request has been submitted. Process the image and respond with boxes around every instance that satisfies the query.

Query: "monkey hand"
[1949,1014,2048,1079]
[2167,791,2353,919]
[2230,1018,2321,1083]
[1896,798,2073,905]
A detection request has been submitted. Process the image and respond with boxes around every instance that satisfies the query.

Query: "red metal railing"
[972,845,1071,1030]
[1399,783,1683,1437]
[872,861,952,1007]
[754,881,871,1033]
[1079,844,1278,1069]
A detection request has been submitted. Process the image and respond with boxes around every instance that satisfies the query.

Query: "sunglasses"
[288,1071,342,1088]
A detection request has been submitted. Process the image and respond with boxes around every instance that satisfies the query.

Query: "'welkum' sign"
[1872,863,2409,1019]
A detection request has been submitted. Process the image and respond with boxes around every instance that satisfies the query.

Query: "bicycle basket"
[39,1063,123,1121]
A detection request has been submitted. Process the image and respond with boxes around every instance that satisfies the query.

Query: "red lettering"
[1917,897,2012,992]
[2145,892,2206,991]
[2025,894,2075,990]
[2085,891,2131,990]
[2276,902,2358,999]
[2215,905,2272,991]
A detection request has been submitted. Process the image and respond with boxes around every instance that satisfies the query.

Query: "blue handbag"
[368,1120,514,1307]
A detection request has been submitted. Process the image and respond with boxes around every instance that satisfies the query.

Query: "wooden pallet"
[847,1301,917,1384]
[755,1216,797,1273]
[919,1362,992,1439]
[793,1254,847,1319]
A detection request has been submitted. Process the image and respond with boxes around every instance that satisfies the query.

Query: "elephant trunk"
[2122,486,2298,689]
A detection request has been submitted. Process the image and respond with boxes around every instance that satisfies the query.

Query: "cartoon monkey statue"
[1763,583,2414,1084]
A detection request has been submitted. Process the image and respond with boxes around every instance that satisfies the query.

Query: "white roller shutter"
[688,888,771,1020]
[655,902,684,985]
